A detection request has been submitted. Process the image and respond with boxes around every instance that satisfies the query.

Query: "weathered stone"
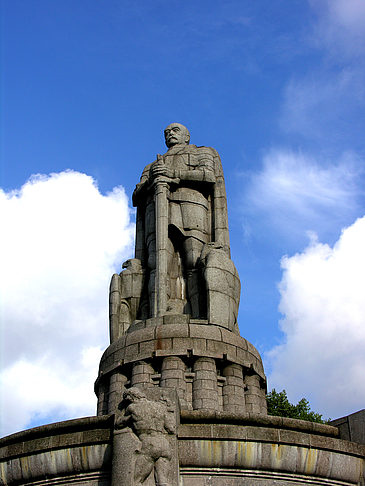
[330,409,365,445]
[113,123,238,329]
[113,387,179,486]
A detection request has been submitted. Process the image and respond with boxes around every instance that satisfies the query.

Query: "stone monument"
[97,122,267,422]
[1,124,364,486]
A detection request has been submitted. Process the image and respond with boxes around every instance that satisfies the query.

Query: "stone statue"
[109,259,146,340]
[115,387,177,486]
[109,123,240,339]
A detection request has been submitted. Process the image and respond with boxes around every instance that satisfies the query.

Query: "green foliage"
[266,389,327,423]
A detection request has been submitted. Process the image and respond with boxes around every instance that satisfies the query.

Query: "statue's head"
[123,386,146,403]
[164,123,190,148]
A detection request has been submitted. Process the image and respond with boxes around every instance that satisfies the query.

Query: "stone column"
[108,372,128,414]
[160,356,187,408]
[222,363,245,414]
[131,360,154,388]
[192,357,218,411]
[245,373,267,414]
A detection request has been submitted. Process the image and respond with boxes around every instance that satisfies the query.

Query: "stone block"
[193,379,217,391]
[173,337,194,351]
[138,339,156,357]
[146,317,163,328]
[124,344,139,363]
[156,323,189,338]
[160,369,184,379]
[190,324,221,341]
[125,326,155,345]
[191,338,207,354]
[200,399,218,410]
[206,339,226,355]
[193,389,218,401]
[192,370,216,381]
[155,337,173,350]
[161,356,185,370]
[163,314,190,325]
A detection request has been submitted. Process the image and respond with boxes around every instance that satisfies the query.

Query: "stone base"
[95,316,267,416]
[1,413,364,485]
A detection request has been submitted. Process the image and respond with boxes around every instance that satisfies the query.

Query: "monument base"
[95,316,268,417]
[1,413,364,485]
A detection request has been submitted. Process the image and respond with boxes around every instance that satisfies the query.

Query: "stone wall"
[1,413,364,486]
[0,416,113,486]
[331,409,365,445]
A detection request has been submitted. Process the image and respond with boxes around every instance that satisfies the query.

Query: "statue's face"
[164,123,189,148]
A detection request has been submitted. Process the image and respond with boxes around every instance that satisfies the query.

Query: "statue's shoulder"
[195,145,220,157]
[140,161,154,176]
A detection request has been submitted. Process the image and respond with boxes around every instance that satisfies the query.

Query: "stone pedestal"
[95,316,267,418]
[1,413,364,486]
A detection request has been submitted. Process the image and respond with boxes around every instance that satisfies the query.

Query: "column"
[222,363,245,414]
[160,356,187,408]
[192,357,218,411]
[131,360,154,388]
[245,373,267,414]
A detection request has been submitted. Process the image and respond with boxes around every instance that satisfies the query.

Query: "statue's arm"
[115,410,134,429]
[174,149,216,184]
[174,168,215,184]
[132,165,150,205]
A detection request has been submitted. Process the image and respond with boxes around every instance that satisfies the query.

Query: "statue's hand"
[151,163,174,180]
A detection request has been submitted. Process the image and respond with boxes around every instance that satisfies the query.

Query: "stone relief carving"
[114,387,178,486]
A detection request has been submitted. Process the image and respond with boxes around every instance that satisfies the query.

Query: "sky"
[1,0,365,437]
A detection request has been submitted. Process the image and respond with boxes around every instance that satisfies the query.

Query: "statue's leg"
[183,237,205,318]
[154,456,170,486]
[134,452,154,486]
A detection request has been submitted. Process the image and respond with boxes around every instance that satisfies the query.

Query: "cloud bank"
[243,149,363,242]
[268,216,365,419]
[0,171,134,436]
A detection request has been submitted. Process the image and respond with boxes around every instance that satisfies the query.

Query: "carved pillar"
[160,356,187,408]
[222,363,245,413]
[245,373,267,414]
[108,372,128,414]
[131,360,154,387]
[192,357,218,411]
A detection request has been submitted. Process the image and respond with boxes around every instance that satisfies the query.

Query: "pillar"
[223,363,245,413]
[192,357,218,411]
[131,360,154,388]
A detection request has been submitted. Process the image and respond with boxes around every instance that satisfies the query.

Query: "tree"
[266,389,327,423]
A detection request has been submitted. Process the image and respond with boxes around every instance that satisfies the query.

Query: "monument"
[99,122,266,419]
[0,124,364,486]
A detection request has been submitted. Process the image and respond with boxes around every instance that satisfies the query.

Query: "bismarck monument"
[1,124,364,486]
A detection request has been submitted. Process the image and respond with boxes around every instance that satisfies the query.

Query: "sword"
[153,154,169,317]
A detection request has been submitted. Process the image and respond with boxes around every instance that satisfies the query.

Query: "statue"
[114,387,178,486]
[109,123,240,340]
[109,259,146,340]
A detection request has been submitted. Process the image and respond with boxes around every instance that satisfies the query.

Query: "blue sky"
[1,0,365,436]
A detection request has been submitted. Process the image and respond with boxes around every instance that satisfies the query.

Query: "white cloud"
[244,149,363,240]
[267,216,365,418]
[0,171,134,436]
[280,69,365,140]
[309,0,365,58]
